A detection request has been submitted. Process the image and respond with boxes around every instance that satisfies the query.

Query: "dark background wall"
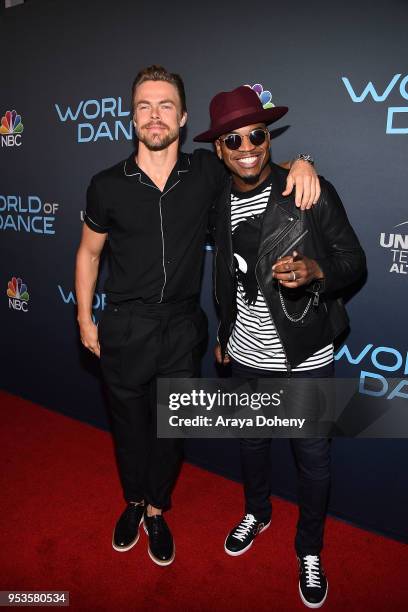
[1,0,407,542]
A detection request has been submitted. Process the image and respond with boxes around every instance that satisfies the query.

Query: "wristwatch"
[296,154,314,166]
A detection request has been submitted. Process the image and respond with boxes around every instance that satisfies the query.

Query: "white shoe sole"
[112,515,143,552]
[298,581,328,608]
[224,520,271,556]
[143,521,175,566]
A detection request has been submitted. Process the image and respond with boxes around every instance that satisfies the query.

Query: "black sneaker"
[143,512,175,566]
[112,502,144,552]
[224,513,271,556]
[298,554,328,608]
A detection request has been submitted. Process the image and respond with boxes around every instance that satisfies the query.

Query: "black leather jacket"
[213,163,367,370]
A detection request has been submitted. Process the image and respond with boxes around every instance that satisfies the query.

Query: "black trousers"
[231,359,333,556]
[99,298,207,511]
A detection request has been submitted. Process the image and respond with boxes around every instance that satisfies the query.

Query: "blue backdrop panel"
[1,0,407,542]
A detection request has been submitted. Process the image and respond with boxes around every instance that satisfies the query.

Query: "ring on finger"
[292,271,296,281]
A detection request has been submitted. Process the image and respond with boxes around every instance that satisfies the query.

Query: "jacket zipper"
[255,269,292,376]
[255,217,305,377]
[258,217,297,257]
[278,229,309,258]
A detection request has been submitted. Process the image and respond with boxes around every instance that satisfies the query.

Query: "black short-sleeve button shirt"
[84,149,226,304]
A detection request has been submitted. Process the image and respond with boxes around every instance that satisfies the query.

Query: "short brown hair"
[131,65,187,115]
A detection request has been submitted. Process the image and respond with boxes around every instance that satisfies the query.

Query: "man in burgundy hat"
[194,86,366,607]
[75,66,320,568]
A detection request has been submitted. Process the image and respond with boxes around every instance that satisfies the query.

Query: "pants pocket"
[99,307,132,384]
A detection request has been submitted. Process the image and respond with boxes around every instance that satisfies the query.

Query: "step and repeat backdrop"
[1,0,407,541]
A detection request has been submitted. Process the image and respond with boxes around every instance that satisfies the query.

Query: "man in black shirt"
[75,66,320,566]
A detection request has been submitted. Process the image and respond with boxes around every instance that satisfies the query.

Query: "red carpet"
[0,391,407,611]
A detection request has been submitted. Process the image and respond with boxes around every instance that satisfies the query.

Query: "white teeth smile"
[237,156,258,165]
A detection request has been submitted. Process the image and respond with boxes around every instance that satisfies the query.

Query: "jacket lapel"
[216,163,306,274]
[257,164,304,260]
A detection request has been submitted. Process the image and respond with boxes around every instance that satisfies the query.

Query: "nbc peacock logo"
[245,84,275,109]
[7,276,30,312]
[1,110,24,148]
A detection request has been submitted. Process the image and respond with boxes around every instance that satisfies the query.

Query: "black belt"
[106,297,198,317]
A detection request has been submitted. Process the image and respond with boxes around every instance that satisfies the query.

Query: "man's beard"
[233,169,264,186]
[136,122,179,151]
[240,173,262,185]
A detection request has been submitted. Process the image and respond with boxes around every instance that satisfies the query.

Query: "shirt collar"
[123,151,191,179]
[176,152,191,175]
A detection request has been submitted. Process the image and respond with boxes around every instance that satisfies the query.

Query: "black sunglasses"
[220,128,268,150]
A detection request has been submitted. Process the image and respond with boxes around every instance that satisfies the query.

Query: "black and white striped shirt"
[227,180,333,371]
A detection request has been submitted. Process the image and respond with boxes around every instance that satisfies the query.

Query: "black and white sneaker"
[298,554,328,608]
[224,513,270,556]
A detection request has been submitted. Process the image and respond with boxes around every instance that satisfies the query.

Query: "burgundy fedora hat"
[194,85,288,142]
